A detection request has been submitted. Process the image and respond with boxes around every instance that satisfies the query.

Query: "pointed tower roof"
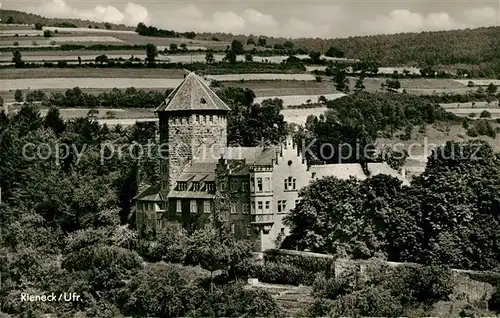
[156,72,231,112]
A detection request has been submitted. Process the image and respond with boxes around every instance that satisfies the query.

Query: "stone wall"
[263,250,495,305]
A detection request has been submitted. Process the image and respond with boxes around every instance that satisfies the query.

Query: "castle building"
[134,72,408,251]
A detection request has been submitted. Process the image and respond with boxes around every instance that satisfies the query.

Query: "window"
[243,203,250,214]
[220,182,225,192]
[281,228,285,234]
[206,182,215,192]
[177,182,187,191]
[295,199,300,206]
[246,225,251,237]
[204,200,211,213]
[258,201,263,212]
[312,172,316,179]
[265,201,270,212]
[278,200,287,213]
[190,200,197,213]
[231,202,237,214]
[257,178,263,192]
[204,115,207,123]
[231,179,239,192]
[284,177,296,191]
[242,181,249,192]
[196,115,200,122]
[201,98,207,104]
[209,115,213,122]
[231,223,235,234]
[157,217,163,229]
[264,177,270,192]
[192,182,200,191]
[176,200,182,213]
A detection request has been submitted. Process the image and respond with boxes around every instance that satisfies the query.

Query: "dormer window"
[192,182,200,191]
[206,182,215,192]
[200,98,207,104]
[177,182,187,191]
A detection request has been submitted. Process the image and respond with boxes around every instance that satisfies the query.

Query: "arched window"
[200,98,207,104]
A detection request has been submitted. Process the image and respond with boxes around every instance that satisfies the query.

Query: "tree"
[205,50,215,64]
[43,30,52,38]
[332,66,350,92]
[12,50,24,68]
[78,56,82,65]
[283,175,404,258]
[283,41,294,49]
[34,23,43,30]
[325,46,345,58]
[354,76,366,91]
[386,79,401,90]
[95,54,109,65]
[14,90,24,103]
[185,225,252,291]
[169,43,178,51]
[230,40,244,54]
[6,16,14,24]
[244,53,253,62]
[486,83,498,95]
[87,107,99,118]
[145,43,158,64]
[44,106,66,136]
[309,51,321,64]
[246,37,255,45]
[258,38,267,46]
[180,43,187,51]
[224,50,237,64]
[218,87,287,147]
[480,110,492,118]
[104,22,112,30]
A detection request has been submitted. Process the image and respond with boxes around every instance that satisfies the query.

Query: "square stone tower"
[155,72,231,199]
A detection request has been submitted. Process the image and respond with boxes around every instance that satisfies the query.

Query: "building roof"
[177,162,218,183]
[309,164,367,181]
[309,162,408,185]
[193,146,281,166]
[167,191,215,199]
[155,72,231,113]
[134,184,163,201]
[367,163,409,185]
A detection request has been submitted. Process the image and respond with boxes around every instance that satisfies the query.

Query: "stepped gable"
[155,72,231,112]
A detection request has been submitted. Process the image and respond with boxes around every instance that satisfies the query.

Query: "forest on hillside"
[0,10,133,30]
[200,27,500,68]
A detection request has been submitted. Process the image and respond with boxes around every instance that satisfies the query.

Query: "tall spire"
[156,72,231,113]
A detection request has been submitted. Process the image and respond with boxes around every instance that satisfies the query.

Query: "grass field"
[354,77,476,94]
[0,78,183,91]
[0,68,185,79]
[220,80,339,97]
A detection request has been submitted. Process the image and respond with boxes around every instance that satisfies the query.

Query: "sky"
[1,0,500,38]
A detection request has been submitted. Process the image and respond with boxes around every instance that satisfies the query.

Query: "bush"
[466,126,478,137]
[43,30,52,38]
[480,110,492,118]
[233,259,312,285]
